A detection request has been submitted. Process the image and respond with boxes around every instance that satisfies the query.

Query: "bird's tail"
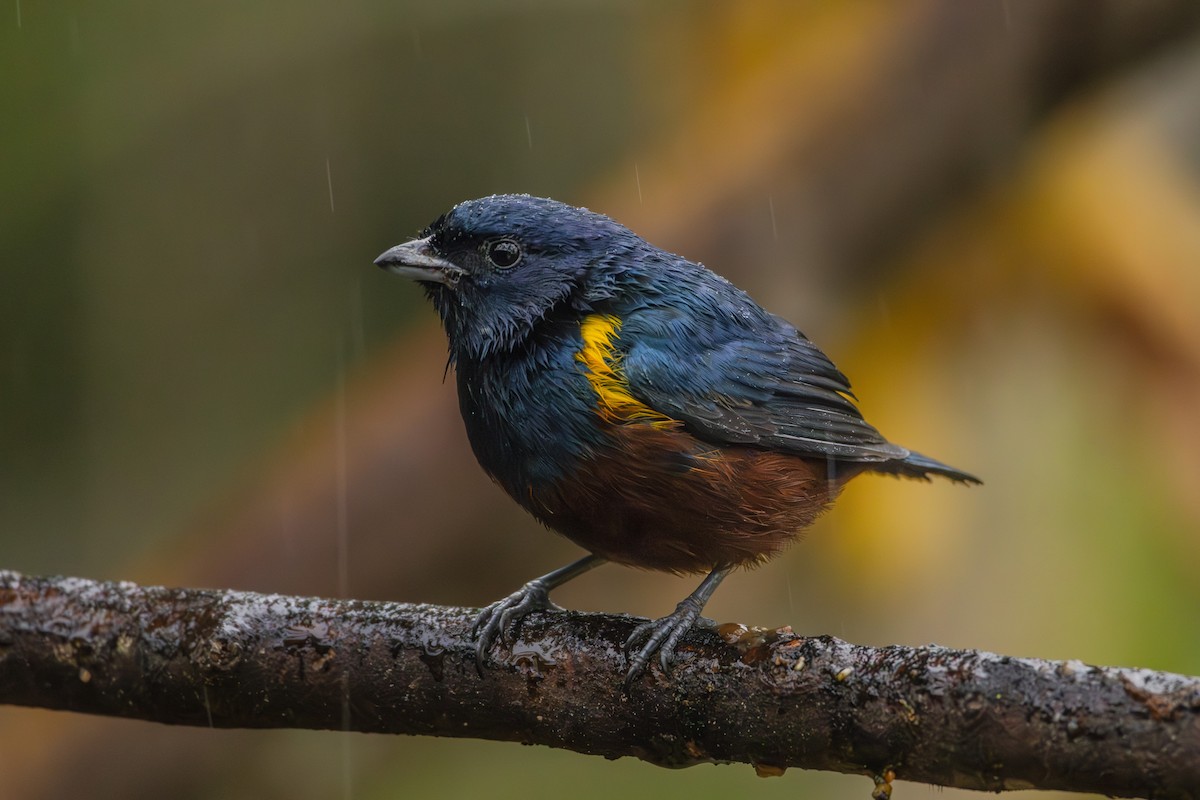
[872,450,982,485]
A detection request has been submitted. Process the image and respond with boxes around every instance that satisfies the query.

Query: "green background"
[3,2,1199,798]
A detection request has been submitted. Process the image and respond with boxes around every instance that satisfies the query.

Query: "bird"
[374,194,979,683]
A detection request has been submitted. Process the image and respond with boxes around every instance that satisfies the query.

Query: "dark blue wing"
[620,305,909,462]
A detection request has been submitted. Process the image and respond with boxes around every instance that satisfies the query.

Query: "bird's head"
[375,194,641,360]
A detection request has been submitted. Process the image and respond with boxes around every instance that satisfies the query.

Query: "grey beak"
[374,237,463,286]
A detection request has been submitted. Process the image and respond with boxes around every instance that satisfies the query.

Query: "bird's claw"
[623,597,710,687]
[470,580,562,672]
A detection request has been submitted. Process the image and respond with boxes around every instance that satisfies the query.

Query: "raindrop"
[201,684,214,728]
[326,157,335,214]
[524,115,533,150]
[634,163,643,205]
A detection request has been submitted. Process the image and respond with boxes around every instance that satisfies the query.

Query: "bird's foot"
[470,579,562,671]
[623,596,711,686]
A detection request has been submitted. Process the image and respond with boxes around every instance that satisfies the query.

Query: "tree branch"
[0,570,1196,798]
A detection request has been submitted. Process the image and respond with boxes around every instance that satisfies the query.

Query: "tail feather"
[873,449,982,485]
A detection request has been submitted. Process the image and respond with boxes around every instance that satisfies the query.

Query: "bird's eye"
[485,239,522,269]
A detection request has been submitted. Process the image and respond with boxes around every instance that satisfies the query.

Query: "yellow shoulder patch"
[576,314,676,428]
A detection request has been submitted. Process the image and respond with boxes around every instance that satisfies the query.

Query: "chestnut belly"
[528,423,846,574]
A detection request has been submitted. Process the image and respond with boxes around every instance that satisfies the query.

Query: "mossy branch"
[0,570,1196,797]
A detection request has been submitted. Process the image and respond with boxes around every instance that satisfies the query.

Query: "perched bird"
[375,194,979,682]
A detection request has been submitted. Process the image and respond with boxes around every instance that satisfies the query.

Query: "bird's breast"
[456,311,681,497]
[454,324,604,497]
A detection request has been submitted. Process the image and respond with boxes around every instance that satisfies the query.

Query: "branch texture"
[0,570,1196,797]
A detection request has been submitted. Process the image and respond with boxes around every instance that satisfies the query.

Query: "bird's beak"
[374,237,464,287]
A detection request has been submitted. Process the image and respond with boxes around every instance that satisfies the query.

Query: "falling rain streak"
[326,158,335,213]
[201,684,214,728]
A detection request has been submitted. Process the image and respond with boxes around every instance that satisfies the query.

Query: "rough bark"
[0,570,1196,797]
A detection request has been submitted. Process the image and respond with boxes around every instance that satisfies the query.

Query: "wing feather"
[620,307,908,462]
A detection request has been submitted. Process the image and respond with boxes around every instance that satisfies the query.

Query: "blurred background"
[3,0,1200,797]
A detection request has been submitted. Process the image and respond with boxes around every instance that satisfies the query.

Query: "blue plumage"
[375,194,979,682]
